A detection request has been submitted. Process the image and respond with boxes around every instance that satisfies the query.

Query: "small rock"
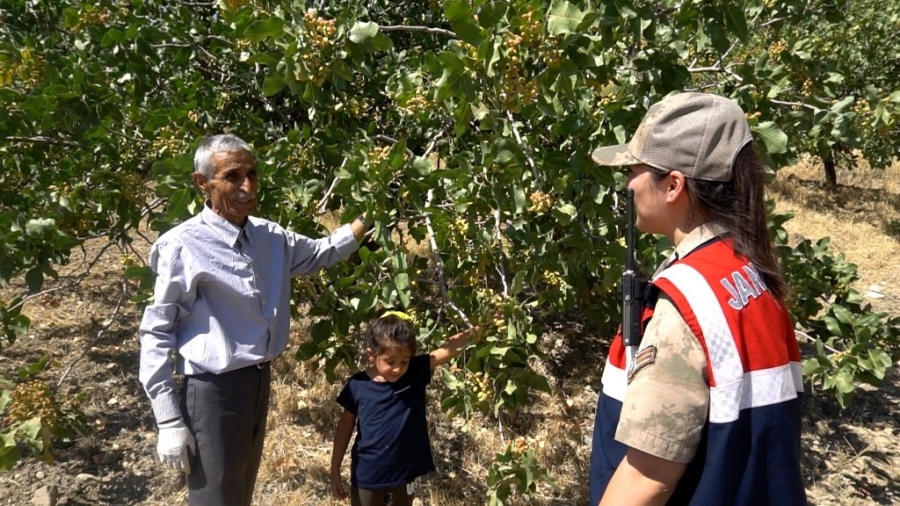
[864,284,885,299]
[33,485,58,506]
[101,450,123,465]
[76,473,100,482]
[35,471,45,479]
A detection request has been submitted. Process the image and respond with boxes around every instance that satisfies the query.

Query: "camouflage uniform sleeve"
[615,294,708,464]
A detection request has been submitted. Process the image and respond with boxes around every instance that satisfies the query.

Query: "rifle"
[621,188,649,347]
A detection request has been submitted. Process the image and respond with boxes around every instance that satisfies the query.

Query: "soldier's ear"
[665,170,687,203]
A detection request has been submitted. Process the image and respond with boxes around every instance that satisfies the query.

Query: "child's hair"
[365,307,418,356]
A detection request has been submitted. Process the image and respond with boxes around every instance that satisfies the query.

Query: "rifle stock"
[622,189,649,347]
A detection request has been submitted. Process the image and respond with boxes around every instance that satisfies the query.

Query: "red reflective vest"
[590,238,807,505]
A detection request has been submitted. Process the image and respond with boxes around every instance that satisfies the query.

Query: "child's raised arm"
[430,325,481,369]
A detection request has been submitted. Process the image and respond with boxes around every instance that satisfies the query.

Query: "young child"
[329,309,479,506]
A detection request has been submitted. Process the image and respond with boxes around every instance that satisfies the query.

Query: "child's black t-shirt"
[337,354,435,488]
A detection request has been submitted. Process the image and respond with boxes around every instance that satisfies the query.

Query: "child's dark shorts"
[350,484,413,506]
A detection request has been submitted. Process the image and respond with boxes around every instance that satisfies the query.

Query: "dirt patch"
[2,162,899,505]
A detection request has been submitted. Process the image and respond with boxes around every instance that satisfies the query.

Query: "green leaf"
[394,272,410,290]
[752,121,788,154]
[723,5,748,40]
[412,157,435,175]
[548,1,585,35]
[831,304,854,326]
[452,21,484,47]
[25,218,55,236]
[477,3,508,28]
[349,21,379,43]
[262,73,285,96]
[0,432,21,471]
[368,33,394,52]
[243,18,285,43]
[511,271,525,296]
[834,369,855,394]
[513,186,527,214]
[444,0,472,23]
[24,268,43,293]
[100,28,125,48]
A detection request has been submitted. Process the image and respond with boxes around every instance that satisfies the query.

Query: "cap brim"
[591,144,642,166]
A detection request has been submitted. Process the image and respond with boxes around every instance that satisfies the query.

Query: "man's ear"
[192,172,208,193]
[665,170,687,203]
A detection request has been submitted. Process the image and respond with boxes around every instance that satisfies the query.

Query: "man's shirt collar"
[200,201,251,248]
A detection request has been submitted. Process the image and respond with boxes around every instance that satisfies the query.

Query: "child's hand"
[330,471,348,499]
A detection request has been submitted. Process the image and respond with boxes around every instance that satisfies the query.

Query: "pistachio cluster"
[768,40,787,59]
[368,145,391,165]
[151,127,181,155]
[119,253,138,268]
[528,191,552,213]
[476,288,508,333]
[541,48,562,69]
[304,9,337,50]
[499,33,538,113]
[4,379,60,433]
[461,262,486,286]
[519,6,542,46]
[345,97,371,118]
[451,217,469,236]
[118,171,151,202]
[1,53,43,89]
[286,146,311,168]
[852,98,873,118]
[468,370,493,404]
[77,8,111,29]
[801,78,813,95]
[399,95,432,116]
[292,277,318,298]
[511,436,531,457]
[187,110,200,123]
[541,271,566,289]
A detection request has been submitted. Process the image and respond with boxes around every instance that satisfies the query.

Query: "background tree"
[2,0,899,501]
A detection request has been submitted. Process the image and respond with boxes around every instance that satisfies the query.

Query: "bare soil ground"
[1,160,898,506]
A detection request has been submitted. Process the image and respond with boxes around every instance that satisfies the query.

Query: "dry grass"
[769,157,900,312]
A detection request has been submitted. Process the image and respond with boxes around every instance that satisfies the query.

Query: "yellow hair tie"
[381,310,411,321]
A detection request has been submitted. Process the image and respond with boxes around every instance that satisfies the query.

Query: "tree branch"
[317,157,347,215]
[493,209,509,297]
[424,188,472,327]
[770,99,821,112]
[506,112,540,183]
[4,136,79,147]
[378,25,458,39]
[369,134,415,158]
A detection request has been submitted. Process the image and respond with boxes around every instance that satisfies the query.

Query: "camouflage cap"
[591,92,752,182]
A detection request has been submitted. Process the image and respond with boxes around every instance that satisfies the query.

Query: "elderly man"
[139,133,370,506]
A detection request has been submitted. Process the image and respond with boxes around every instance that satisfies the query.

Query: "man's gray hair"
[194,134,253,178]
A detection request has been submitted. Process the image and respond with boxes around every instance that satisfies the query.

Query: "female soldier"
[589,92,806,506]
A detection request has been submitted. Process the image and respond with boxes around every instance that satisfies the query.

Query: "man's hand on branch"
[156,418,196,474]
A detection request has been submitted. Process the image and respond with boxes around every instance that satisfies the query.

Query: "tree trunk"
[823,149,837,187]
